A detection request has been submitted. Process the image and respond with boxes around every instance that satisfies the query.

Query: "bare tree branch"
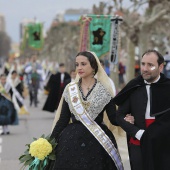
[145,8,168,26]
[128,0,148,11]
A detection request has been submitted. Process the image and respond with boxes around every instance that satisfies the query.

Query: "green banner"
[88,15,111,58]
[27,23,44,50]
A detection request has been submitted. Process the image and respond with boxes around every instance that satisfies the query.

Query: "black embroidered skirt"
[52,122,118,170]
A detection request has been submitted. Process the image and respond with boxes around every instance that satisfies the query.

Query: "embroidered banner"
[27,23,44,50]
[88,15,111,58]
[79,16,92,52]
[110,17,122,64]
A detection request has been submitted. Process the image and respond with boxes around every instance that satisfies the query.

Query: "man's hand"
[124,114,134,124]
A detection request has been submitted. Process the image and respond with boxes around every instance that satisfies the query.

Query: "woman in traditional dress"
[7,70,28,115]
[49,51,132,170]
[0,74,18,135]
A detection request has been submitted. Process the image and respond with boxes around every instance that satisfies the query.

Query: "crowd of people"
[0,54,74,135]
[0,49,170,170]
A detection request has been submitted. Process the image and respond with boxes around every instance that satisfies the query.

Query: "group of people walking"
[0,68,29,135]
[0,54,59,135]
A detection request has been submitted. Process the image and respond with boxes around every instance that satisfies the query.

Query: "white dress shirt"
[135,75,160,140]
[61,73,64,83]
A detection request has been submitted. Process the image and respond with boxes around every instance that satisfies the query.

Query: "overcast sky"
[0,0,132,43]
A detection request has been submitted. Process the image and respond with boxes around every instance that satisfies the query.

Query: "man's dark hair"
[59,63,65,67]
[141,49,164,66]
[12,70,17,75]
[76,51,98,74]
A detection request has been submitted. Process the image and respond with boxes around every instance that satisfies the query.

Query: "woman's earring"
[93,70,95,77]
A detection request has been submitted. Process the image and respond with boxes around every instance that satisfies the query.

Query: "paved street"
[0,91,130,170]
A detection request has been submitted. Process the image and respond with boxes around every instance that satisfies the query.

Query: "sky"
[0,0,132,43]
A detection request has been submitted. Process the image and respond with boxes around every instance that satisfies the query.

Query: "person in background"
[135,59,140,77]
[43,60,58,95]
[29,67,40,107]
[24,54,43,97]
[0,74,18,135]
[70,69,76,82]
[163,51,170,78]
[104,56,110,76]
[8,70,28,115]
[43,63,71,112]
[100,59,116,95]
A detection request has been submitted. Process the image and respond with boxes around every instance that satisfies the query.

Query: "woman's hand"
[124,114,134,124]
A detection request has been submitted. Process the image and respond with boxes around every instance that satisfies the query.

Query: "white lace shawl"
[63,81,112,121]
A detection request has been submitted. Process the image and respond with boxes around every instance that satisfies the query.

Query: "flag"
[88,15,112,58]
[27,23,44,50]
[79,16,92,52]
[109,17,122,64]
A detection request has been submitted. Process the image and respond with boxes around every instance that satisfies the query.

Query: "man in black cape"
[140,81,170,170]
[43,63,71,112]
[114,49,170,170]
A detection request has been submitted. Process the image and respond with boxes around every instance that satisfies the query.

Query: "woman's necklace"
[82,79,95,91]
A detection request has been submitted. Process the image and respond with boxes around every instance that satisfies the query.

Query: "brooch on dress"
[82,101,90,110]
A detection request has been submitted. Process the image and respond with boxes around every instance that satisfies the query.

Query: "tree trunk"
[138,26,150,57]
[126,38,135,82]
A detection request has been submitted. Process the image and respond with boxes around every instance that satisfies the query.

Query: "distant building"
[56,13,64,22]
[51,8,90,28]
[53,8,90,24]
[51,13,64,27]
[64,9,90,22]
[0,14,6,32]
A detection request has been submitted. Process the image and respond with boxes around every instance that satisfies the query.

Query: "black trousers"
[129,144,143,170]
[29,85,38,107]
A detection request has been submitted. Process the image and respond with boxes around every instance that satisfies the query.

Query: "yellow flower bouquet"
[19,134,57,170]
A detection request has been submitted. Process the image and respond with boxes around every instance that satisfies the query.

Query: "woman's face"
[0,76,6,85]
[12,73,17,79]
[75,55,94,78]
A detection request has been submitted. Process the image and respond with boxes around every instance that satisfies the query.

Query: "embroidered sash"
[68,82,124,170]
[7,80,28,114]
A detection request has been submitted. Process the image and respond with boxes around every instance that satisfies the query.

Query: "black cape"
[43,72,71,112]
[140,110,170,170]
[114,73,170,170]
